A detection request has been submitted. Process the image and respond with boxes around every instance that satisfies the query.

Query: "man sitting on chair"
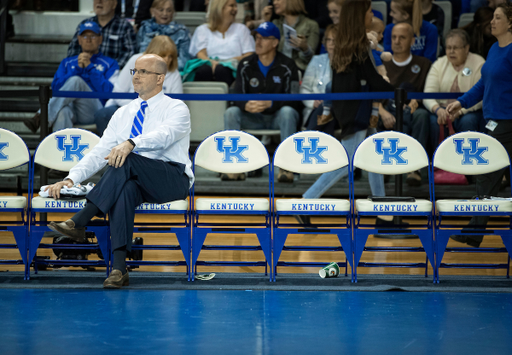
[24,21,119,133]
[44,54,194,288]
[223,22,301,183]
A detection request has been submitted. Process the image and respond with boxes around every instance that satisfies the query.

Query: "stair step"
[7,35,73,44]
[0,100,40,112]
[0,77,53,86]
[5,62,59,77]
[5,42,67,64]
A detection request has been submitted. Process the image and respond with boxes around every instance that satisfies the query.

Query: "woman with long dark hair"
[462,6,497,59]
[301,0,394,223]
[446,3,512,247]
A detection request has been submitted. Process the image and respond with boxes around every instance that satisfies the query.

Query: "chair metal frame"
[0,128,31,279]
[27,128,110,279]
[271,131,353,282]
[351,131,435,283]
[190,130,272,281]
[129,199,192,280]
[432,131,512,283]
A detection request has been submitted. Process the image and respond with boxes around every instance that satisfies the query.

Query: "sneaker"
[406,171,422,187]
[48,219,86,243]
[24,112,40,133]
[277,168,294,183]
[220,173,246,181]
[103,269,129,288]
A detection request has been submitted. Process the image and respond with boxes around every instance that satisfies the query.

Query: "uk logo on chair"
[191,130,271,280]
[27,128,109,278]
[272,131,352,282]
[433,132,512,283]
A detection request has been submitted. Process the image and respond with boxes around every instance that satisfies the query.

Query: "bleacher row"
[1,127,511,283]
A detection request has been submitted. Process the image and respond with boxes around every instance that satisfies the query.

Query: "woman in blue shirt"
[383,0,439,62]
[446,3,512,247]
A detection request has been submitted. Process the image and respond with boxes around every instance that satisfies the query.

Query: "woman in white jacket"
[424,29,485,150]
[94,35,183,136]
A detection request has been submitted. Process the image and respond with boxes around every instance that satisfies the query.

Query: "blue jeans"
[94,105,119,136]
[429,110,483,150]
[48,76,103,132]
[224,106,299,143]
[303,128,385,199]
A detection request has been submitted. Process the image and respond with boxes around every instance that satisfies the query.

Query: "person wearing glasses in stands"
[44,54,194,288]
[24,21,119,134]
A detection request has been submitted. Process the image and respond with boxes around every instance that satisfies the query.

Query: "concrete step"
[0,77,53,86]
[0,100,40,112]
[4,62,59,77]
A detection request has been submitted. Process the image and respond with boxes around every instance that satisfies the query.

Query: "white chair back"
[194,130,269,173]
[433,131,509,175]
[433,1,452,38]
[34,128,100,171]
[0,128,30,170]
[354,131,429,174]
[274,131,349,174]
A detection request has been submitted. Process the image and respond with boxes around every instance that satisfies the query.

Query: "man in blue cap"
[25,21,119,133]
[223,22,301,183]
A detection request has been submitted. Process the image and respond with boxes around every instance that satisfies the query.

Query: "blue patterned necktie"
[130,100,148,138]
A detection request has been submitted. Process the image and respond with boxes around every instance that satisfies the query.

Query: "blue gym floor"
[1,290,512,355]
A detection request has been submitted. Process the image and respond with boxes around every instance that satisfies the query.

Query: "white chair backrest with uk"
[433,131,512,282]
[28,128,108,278]
[0,128,31,279]
[191,130,272,281]
[272,131,353,281]
[352,131,434,282]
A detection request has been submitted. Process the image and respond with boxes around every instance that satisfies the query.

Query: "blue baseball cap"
[255,22,281,41]
[79,21,102,35]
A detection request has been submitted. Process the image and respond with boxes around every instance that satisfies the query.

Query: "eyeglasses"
[446,45,464,52]
[130,69,164,76]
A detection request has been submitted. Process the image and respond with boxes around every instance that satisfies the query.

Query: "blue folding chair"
[272,131,352,282]
[191,130,271,281]
[433,131,512,283]
[27,129,110,278]
[0,128,31,279]
[352,131,435,282]
[129,197,191,280]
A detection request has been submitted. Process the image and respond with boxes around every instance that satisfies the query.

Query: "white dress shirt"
[67,90,194,187]
[105,53,183,108]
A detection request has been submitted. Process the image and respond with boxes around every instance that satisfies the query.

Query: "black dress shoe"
[48,219,86,242]
[24,112,40,133]
[248,168,263,178]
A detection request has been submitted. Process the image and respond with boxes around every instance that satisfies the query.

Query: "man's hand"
[408,99,419,114]
[210,59,219,73]
[313,100,323,108]
[78,53,92,68]
[44,179,74,199]
[245,100,272,113]
[379,106,396,129]
[105,141,134,168]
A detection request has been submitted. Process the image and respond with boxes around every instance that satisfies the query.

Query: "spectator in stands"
[424,29,485,150]
[472,0,510,12]
[187,0,255,86]
[446,2,512,247]
[384,0,439,62]
[421,0,445,40]
[136,0,192,71]
[462,6,497,59]
[380,22,431,186]
[68,0,137,68]
[327,0,341,25]
[94,36,183,136]
[300,0,394,225]
[24,22,119,134]
[261,0,320,71]
[300,24,338,135]
[223,22,301,183]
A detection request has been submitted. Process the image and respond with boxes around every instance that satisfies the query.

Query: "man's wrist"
[127,139,136,148]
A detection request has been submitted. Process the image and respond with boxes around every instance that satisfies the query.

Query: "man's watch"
[127,139,136,148]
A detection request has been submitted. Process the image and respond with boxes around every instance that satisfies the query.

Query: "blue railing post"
[38,85,51,222]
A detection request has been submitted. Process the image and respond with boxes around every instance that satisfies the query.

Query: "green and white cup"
[319,262,340,278]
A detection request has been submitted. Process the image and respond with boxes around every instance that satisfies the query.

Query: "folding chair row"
[193,130,512,283]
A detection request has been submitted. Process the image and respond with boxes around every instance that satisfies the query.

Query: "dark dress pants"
[86,153,190,250]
